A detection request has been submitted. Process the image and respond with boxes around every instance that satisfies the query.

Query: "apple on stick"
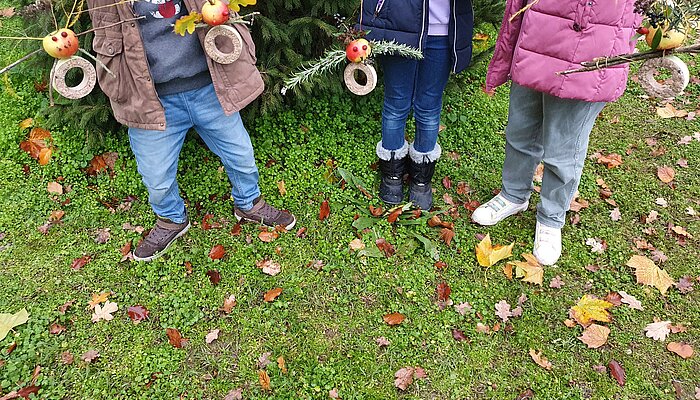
[202,0,230,26]
[42,29,79,59]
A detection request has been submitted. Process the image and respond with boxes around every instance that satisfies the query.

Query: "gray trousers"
[501,84,606,229]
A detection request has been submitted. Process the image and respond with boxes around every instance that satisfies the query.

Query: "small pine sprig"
[282,40,423,94]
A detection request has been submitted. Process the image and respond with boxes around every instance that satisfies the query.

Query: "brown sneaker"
[234,197,296,230]
[133,217,191,262]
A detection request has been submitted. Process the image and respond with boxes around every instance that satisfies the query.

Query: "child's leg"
[187,84,261,211]
[381,55,419,150]
[537,95,606,228]
[128,93,193,224]
[412,35,451,154]
[500,83,545,205]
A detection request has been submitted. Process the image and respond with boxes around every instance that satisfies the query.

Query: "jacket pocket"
[92,33,125,103]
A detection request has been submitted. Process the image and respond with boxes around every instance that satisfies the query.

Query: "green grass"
[1,11,699,400]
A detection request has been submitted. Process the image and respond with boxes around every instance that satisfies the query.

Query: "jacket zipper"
[418,0,427,51]
[451,0,458,72]
[374,0,386,15]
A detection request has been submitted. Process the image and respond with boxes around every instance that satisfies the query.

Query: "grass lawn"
[1,10,699,400]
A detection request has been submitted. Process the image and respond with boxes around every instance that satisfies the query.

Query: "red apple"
[201,0,230,26]
[42,29,79,59]
[346,38,372,63]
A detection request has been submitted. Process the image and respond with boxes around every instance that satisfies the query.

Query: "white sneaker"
[471,194,528,226]
[533,222,562,266]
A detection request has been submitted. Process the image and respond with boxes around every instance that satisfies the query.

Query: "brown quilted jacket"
[86,0,264,131]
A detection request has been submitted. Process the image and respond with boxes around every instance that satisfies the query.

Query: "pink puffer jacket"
[486,0,642,103]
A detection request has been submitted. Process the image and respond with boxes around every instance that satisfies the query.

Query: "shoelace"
[257,202,281,220]
[145,224,172,244]
[486,196,507,212]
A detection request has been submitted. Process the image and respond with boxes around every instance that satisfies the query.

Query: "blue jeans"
[128,83,261,224]
[501,84,606,229]
[380,36,452,153]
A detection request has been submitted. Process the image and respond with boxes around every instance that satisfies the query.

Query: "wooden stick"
[558,43,700,75]
[77,16,146,36]
[509,0,540,23]
[0,49,43,75]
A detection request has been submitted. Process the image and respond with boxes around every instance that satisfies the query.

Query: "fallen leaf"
[375,238,395,258]
[264,288,282,302]
[667,342,694,359]
[206,269,221,285]
[511,254,544,285]
[564,319,577,328]
[91,301,118,323]
[657,166,676,183]
[596,153,623,169]
[209,244,225,260]
[49,323,65,334]
[387,208,403,223]
[476,323,491,334]
[677,276,694,294]
[383,312,405,326]
[610,208,621,221]
[586,238,606,254]
[439,228,455,246]
[619,291,643,310]
[60,351,74,365]
[221,295,236,313]
[223,388,243,400]
[127,305,149,324]
[452,328,468,342]
[570,295,613,327]
[329,388,340,399]
[277,180,286,196]
[276,355,287,374]
[592,364,606,373]
[626,255,674,295]
[656,197,668,207]
[570,197,590,212]
[376,337,390,347]
[516,389,535,400]
[670,324,688,334]
[578,324,610,349]
[47,181,63,195]
[85,152,118,176]
[454,302,472,316]
[604,292,622,306]
[529,349,552,370]
[502,263,513,280]
[166,328,187,348]
[495,300,512,323]
[205,329,219,344]
[95,228,110,244]
[57,300,74,314]
[258,230,279,243]
[258,370,271,391]
[257,352,272,369]
[348,238,365,251]
[644,320,671,341]
[81,349,100,363]
[476,234,514,267]
[20,127,53,165]
[671,225,693,238]
[70,255,91,271]
[319,199,330,221]
[549,276,564,289]
[436,282,451,302]
[656,103,687,119]
[256,259,281,276]
[608,360,625,386]
[88,292,110,309]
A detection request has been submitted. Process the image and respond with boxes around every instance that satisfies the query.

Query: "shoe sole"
[235,213,297,231]
[133,222,191,262]
[471,203,529,226]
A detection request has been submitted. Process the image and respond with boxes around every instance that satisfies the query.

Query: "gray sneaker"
[234,197,296,230]
[133,217,191,262]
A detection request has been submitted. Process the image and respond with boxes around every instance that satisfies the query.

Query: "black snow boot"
[376,141,409,205]
[408,143,441,210]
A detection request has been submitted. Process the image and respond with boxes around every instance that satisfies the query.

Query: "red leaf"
[206,269,221,285]
[295,227,307,238]
[230,223,242,236]
[437,282,451,302]
[452,329,468,342]
[166,328,186,349]
[387,208,402,224]
[369,205,384,217]
[434,261,447,270]
[604,292,622,306]
[608,360,626,386]
[209,244,225,260]
[70,255,91,270]
[375,238,395,258]
[464,200,481,211]
[442,176,452,189]
[17,385,40,399]
[127,305,149,323]
[201,214,214,230]
[319,199,330,221]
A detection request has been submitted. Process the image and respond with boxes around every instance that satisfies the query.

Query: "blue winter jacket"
[358,0,474,73]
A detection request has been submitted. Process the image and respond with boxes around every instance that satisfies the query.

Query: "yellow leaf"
[174,12,201,36]
[277,180,286,196]
[626,255,674,295]
[228,0,256,12]
[578,324,610,349]
[475,234,514,267]
[88,292,110,309]
[18,118,33,129]
[38,147,52,165]
[511,253,543,285]
[569,295,613,327]
[277,355,287,374]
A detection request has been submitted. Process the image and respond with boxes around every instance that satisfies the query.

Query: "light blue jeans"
[501,83,606,229]
[128,84,261,224]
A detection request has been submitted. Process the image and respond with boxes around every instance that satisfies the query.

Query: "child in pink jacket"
[472,0,641,265]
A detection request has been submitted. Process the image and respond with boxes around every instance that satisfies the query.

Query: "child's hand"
[481,85,496,97]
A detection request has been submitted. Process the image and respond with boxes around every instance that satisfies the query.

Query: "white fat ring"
[51,56,97,100]
[638,55,690,99]
[204,25,243,65]
[344,63,377,96]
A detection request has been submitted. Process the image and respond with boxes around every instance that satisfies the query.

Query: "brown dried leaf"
[608,360,626,386]
[166,328,187,348]
[319,199,330,221]
[578,324,610,349]
[383,312,405,326]
[375,238,395,258]
[258,230,279,243]
[258,370,271,391]
[209,245,225,260]
[264,288,282,302]
[667,342,694,359]
[657,166,675,183]
[529,349,552,370]
[206,269,221,285]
